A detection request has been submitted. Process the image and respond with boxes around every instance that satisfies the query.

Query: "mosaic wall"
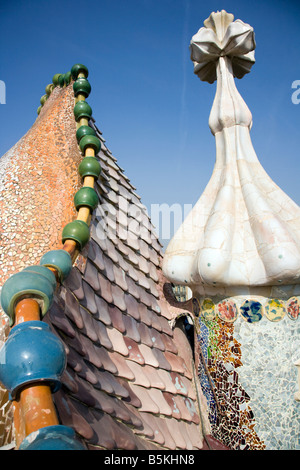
[197,297,300,450]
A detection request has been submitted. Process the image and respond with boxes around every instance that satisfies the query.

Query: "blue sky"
[1,0,300,245]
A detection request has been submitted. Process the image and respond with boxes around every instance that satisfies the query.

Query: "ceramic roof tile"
[101,252,115,282]
[168,372,194,398]
[175,421,194,450]
[108,305,126,333]
[126,361,151,388]
[112,264,128,291]
[86,410,118,449]
[106,326,129,356]
[162,392,182,420]
[63,287,84,329]
[147,277,160,298]
[63,331,86,357]
[157,313,173,336]
[123,337,145,365]
[153,417,177,450]
[151,347,172,371]
[66,346,84,374]
[111,283,127,311]
[143,364,166,390]
[93,368,129,398]
[81,280,98,314]
[91,315,114,350]
[144,308,160,330]
[185,421,204,450]
[84,256,102,288]
[180,375,197,400]
[126,405,155,439]
[137,254,150,275]
[137,303,151,326]
[48,300,76,338]
[119,380,142,408]
[94,294,112,326]
[64,267,85,300]
[139,412,165,446]
[148,261,159,282]
[147,388,173,416]
[77,307,98,343]
[60,369,79,394]
[136,321,153,348]
[162,418,188,449]
[125,276,140,300]
[136,272,151,291]
[108,351,135,380]
[129,384,160,414]
[97,272,113,304]
[137,344,160,368]
[170,394,198,423]
[122,314,141,342]
[79,335,103,369]
[81,365,114,392]
[161,331,178,353]
[124,232,140,251]
[54,392,93,443]
[124,294,140,321]
[149,327,166,351]
[164,351,189,375]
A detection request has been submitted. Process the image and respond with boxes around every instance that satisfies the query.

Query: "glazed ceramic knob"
[74,187,98,211]
[73,78,91,98]
[52,74,62,87]
[0,320,66,399]
[76,125,96,143]
[79,134,101,154]
[40,94,48,106]
[40,249,73,282]
[19,425,86,450]
[64,71,72,85]
[62,220,90,249]
[78,156,101,178]
[73,101,92,121]
[0,265,57,326]
[58,74,65,87]
[71,63,89,80]
[45,83,54,96]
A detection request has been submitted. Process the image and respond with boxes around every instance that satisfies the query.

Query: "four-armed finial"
[190,10,256,84]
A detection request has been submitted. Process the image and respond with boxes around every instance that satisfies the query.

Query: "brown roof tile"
[106,326,129,356]
[143,365,166,390]
[119,380,142,408]
[108,305,126,333]
[129,384,160,414]
[137,344,160,368]
[111,283,127,311]
[126,361,151,388]
[123,337,145,365]
[63,288,84,329]
[139,412,165,446]
[97,272,113,304]
[94,294,112,326]
[122,314,141,342]
[108,351,135,380]
[81,280,98,314]
[153,417,177,450]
